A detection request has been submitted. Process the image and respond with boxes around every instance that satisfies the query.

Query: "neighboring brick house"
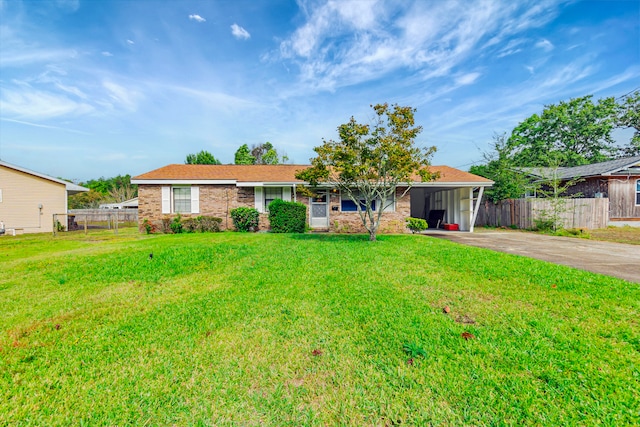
[524,156,640,225]
[131,164,493,233]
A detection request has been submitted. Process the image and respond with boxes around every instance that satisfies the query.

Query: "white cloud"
[55,0,79,13]
[455,72,481,86]
[496,38,525,58]
[102,51,113,57]
[126,39,134,45]
[535,38,554,51]
[231,23,250,40]
[0,87,93,119]
[0,118,89,134]
[0,48,78,67]
[539,63,593,89]
[276,0,565,93]
[102,81,142,111]
[189,14,206,23]
[161,83,260,110]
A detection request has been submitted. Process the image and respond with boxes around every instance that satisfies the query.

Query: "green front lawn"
[1,231,638,425]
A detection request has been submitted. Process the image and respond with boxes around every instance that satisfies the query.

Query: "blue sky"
[1,0,638,182]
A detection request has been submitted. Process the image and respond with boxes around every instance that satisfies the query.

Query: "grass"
[1,230,639,426]
[590,225,640,245]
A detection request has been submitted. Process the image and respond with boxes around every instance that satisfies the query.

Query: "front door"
[310,190,329,228]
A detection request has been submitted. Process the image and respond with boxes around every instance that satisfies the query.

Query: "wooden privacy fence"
[475,198,609,229]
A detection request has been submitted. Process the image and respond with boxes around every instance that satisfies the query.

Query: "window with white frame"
[636,179,640,205]
[162,186,199,214]
[264,187,283,211]
[255,186,291,212]
[173,187,191,213]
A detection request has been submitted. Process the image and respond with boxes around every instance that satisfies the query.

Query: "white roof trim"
[410,181,494,187]
[236,182,299,187]
[131,179,237,185]
[0,160,89,193]
[132,179,493,188]
[605,161,640,175]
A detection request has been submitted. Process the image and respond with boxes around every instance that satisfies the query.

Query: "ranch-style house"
[132,164,493,233]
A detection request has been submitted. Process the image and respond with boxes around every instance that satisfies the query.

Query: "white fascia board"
[605,166,640,176]
[236,182,300,187]
[131,179,237,185]
[406,181,494,188]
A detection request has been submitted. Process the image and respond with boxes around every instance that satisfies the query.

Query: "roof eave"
[131,179,238,185]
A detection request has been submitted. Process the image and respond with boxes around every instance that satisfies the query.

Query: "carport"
[409,181,492,232]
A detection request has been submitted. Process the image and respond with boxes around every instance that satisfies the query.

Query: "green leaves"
[470,133,529,203]
[234,144,255,164]
[295,103,437,240]
[185,150,221,165]
[402,342,427,359]
[506,95,624,167]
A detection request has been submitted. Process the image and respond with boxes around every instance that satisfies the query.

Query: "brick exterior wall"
[138,184,242,231]
[325,187,410,233]
[138,184,411,234]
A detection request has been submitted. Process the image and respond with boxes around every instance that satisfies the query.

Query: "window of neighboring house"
[636,179,640,205]
[524,187,537,198]
[173,187,191,213]
[0,189,3,203]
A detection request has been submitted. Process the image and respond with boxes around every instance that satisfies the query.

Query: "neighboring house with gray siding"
[523,156,640,224]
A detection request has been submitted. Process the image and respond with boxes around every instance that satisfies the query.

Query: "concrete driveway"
[427,230,640,283]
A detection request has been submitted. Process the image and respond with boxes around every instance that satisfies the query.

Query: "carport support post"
[470,186,484,233]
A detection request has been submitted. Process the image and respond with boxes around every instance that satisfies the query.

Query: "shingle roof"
[522,156,640,180]
[132,164,492,184]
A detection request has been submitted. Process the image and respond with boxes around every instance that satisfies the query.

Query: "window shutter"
[191,186,200,214]
[254,187,263,212]
[282,187,291,202]
[161,186,171,214]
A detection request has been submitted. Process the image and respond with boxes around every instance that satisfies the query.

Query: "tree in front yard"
[295,103,437,241]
